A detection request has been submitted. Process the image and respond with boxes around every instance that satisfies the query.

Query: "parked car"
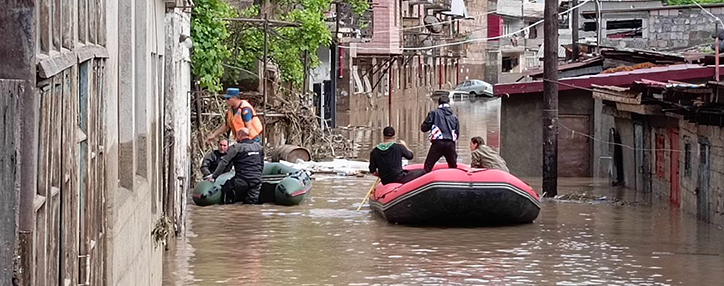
[430,90,470,102]
[455,79,494,97]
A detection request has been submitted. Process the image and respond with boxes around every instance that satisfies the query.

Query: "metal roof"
[494,64,720,96]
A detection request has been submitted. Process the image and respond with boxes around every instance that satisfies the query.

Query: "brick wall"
[357,0,402,55]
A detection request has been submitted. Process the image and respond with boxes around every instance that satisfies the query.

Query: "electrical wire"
[339,0,592,51]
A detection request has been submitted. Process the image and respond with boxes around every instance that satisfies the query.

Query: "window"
[583,22,597,32]
[656,134,666,178]
[528,23,538,39]
[606,19,643,39]
[684,137,692,178]
[502,56,519,73]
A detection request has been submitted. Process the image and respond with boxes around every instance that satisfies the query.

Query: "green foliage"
[226,1,333,87]
[347,0,371,16]
[193,0,370,90]
[191,0,236,93]
[666,0,724,5]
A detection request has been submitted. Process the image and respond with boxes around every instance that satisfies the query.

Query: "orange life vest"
[226,100,263,140]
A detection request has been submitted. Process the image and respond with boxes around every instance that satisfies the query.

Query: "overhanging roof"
[494,64,720,96]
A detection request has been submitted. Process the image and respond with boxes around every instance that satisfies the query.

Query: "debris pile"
[191,89,355,181]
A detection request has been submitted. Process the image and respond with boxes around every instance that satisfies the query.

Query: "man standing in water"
[205,87,264,144]
[209,128,265,204]
[421,95,460,173]
[369,127,425,185]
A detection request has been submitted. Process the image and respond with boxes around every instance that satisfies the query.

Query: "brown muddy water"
[164,98,724,285]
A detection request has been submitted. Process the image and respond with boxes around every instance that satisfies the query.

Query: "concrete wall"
[500,90,595,177]
[105,0,169,285]
[679,121,724,228]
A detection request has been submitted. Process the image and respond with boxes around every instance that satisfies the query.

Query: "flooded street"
[164,98,724,285]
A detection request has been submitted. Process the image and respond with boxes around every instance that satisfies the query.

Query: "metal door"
[697,139,711,222]
[669,128,680,206]
[634,123,644,192]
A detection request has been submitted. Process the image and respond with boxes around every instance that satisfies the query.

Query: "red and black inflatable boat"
[369,164,540,225]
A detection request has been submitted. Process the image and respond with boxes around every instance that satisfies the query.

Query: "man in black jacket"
[421,95,460,173]
[210,128,265,204]
[369,126,425,185]
[201,139,231,179]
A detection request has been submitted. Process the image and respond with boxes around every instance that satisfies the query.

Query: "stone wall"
[602,5,724,50]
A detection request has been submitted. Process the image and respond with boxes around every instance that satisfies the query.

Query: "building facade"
[336,0,487,126]
[1,0,192,284]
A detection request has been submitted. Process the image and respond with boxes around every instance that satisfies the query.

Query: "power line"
[339,0,591,52]
[366,10,499,35]
[691,0,724,26]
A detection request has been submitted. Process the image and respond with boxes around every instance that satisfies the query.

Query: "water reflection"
[165,176,724,285]
[346,96,501,165]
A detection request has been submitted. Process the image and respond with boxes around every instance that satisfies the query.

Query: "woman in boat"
[470,136,509,172]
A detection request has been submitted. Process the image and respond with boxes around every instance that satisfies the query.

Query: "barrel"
[270,144,311,162]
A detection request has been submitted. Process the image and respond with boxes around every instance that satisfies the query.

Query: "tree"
[192,0,370,91]
[191,0,236,93]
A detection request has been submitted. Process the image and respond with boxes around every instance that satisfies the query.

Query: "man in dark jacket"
[201,139,231,179]
[210,128,265,204]
[369,127,425,185]
[421,95,460,173]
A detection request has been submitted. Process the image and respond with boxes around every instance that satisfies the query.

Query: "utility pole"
[595,0,602,52]
[262,13,269,146]
[543,0,559,197]
[571,0,579,61]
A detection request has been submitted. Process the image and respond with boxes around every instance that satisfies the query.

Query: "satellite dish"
[424,16,443,34]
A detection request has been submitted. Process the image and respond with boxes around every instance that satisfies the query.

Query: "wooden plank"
[593,90,642,104]
[96,60,107,285]
[62,0,72,49]
[60,67,79,285]
[88,0,96,44]
[0,80,20,281]
[616,102,664,115]
[37,50,76,79]
[97,0,105,46]
[53,0,61,51]
[78,0,87,43]
[40,0,51,53]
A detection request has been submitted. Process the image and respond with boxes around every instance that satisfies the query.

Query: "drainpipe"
[438,57,442,89]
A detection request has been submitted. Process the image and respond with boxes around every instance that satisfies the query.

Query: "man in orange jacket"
[206,88,264,145]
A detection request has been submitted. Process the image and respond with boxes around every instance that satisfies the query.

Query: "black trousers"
[395,169,426,184]
[423,140,457,173]
[222,177,261,204]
